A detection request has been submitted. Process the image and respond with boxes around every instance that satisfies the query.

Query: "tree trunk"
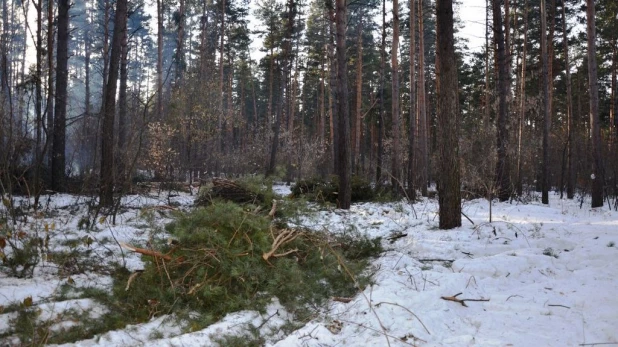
[540,0,551,204]
[407,0,416,200]
[586,0,603,208]
[34,0,43,205]
[335,0,351,209]
[46,0,54,174]
[51,0,69,192]
[391,0,401,191]
[484,0,490,130]
[117,19,129,181]
[516,0,528,197]
[436,0,461,229]
[492,0,511,202]
[376,0,386,185]
[562,2,574,199]
[354,18,363,173]
[328,4,338,175]
[176,0,185,81]
[157,0,163,120]
[418,0,428,196]
[219,0,226,152]
[100,0,128,207]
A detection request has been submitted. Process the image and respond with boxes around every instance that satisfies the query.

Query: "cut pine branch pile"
[195,178,265,206]
[114,201,382,327]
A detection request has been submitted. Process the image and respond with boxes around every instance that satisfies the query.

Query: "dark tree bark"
[492,0,511,202]
[561,2,574,199]
[516,0,528,197]
[586,0,603,208]
[34,0,43,205]
[391,0,401,190]
[156,0,163,120]
[540,0,550,204]
[418,0,428,196]
[51,0,69,192]
[435,0,461,229]
[176,0,186,81]
[117,19,129,181]
[335,0,351,209]
[99,0,128,207]
[407,0,416,201]
[354,18,363,172]
[46,0,54,174]
[376,0,386,185]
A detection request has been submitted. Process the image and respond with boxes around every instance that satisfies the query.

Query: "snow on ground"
[1,188,617,346]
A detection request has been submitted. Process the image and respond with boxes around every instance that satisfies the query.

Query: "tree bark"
[99,0,128,207]
[418,0,428,196]
[117,18,129,181]
[157,0,164,120]
[391,0,401,191]
[335,0,351,209]
[34,0,43,204]
[436,0,461,229]
[46,0,54,174]
[354,18,363,173]
[540,0,551,204]
[516,0,528,197]
[376,0,386,185]
[51,0,69,192]
[407,0,416,200]
[492,0,511,202]
[586,0,603,208]
[562,2,574,199]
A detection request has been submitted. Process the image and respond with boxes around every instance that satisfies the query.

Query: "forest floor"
[1,185,617,346]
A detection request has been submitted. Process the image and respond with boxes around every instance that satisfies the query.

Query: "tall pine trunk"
[391,0,401,191]
[436,0,461,229]
[540,0,551,204]
[586,0,603,208]
[335,0,351,209]
[407,0,416,200]
[562,2,574,199]
[493,0,511,201]
[354,18,363,173]
[418,0,428,196]
[51,0,69,192]
[516,0,528,196]
[100,0,128,207]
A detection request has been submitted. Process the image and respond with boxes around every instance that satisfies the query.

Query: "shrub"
[291,175,377,204]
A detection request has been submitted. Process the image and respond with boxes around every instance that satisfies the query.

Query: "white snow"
[1,189,617,346]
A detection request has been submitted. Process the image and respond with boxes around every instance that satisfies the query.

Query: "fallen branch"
[579,343,618,346]
[440,292,489,307]
[268,200,277,218]
[417,258,455,263]
[387,232,408,242]
[120,242,172,261]
[125,270,143,291]
[548,304,571,309]
[461,211,474,225]
[262,228,303,262]
[332,296,353,303]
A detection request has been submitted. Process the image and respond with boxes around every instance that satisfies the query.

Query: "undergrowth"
[0,180,382,345]
[291,175,393,204]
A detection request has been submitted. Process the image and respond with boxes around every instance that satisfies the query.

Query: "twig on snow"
[375,301,431,335]
[548,304,571,309]
[440,292,489,307]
